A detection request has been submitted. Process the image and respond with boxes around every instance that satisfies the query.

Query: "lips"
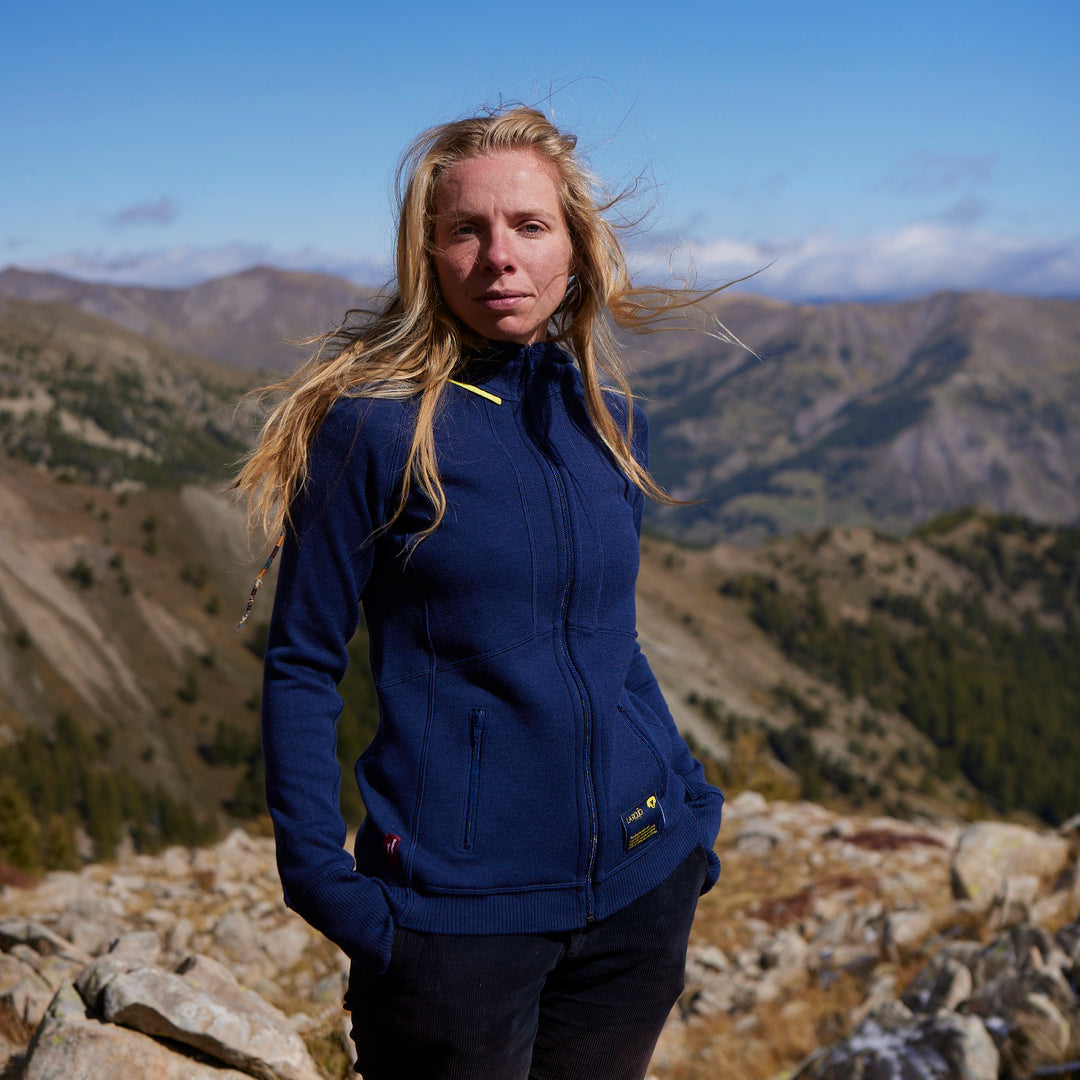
[477,292,529,311]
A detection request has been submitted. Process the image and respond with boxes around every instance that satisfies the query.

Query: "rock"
[100,958,323,1080]
[989,873,1041,928]
[0,918,92,966]
[952,823,1070,909]
[213,909,261,959]
[902,954,973,1014]
[21,980,252,1080]
[813,911,854,947]
[106,930,161,966]
[175,952,251,998]
[883,907,936,951]
[0,952,54,1028]
[261,920,311,970]
[726,790,768,816]
[1058,922,1080,963]
[795,1003,999,1080]
[1030,889,1074,927]
[689,944,731,973]
[164,915,194,957]
[52,894,125,956]
[734,821,785,855]
[75,953,135,1011]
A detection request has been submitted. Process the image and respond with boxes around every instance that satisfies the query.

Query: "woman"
[236,106,725,1080]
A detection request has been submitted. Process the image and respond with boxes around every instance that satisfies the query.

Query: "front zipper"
[544,455,599,921]
[463,708,485,852]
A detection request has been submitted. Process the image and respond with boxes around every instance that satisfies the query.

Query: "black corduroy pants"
[344,847,708,1080]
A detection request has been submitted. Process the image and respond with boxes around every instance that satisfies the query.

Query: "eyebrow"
[437,207,558,222]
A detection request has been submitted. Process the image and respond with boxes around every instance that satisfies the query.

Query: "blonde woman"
[236,107,724,1080]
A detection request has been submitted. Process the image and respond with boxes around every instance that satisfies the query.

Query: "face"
[432,150,573,345]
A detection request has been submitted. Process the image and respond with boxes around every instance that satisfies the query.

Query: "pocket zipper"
[463,708,485,851]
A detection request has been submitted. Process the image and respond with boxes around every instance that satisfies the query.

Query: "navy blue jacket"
[262,340,724,976]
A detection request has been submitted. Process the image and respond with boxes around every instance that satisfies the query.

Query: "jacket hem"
[386,808,708,935]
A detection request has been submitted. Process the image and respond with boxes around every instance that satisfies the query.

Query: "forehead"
[434,150,563,215]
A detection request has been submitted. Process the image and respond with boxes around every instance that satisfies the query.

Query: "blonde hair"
[235,105,729,547]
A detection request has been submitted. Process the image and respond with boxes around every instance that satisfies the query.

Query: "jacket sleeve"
[625,404,724,891]
[260,399,404,976]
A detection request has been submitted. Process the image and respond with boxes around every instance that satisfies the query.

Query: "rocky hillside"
[0,296,262,488]
[1,797,1078,1079]
[0,454,272,860]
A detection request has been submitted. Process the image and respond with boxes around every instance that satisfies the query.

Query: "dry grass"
[660,969,873,1080]
[304,1022,353,1080]
[0,1007,32,1049]
[655,948,932,1080]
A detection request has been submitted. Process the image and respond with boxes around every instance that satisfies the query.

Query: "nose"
[481,226,515,274]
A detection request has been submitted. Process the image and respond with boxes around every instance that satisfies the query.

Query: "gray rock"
[213,909,261,958]
[0,952,54,1028]
[952,823,1070,909]
[106,930,161,966]
[6,943,84,992]
[903,954,974,1015]
[164,915,194,957]
[0,918,92,965]
[1058,921,1080,963]
[261,921,311,970]
[761,928,810,975]
[52,895,126,956]
[988,873,1040,928]
[734,822,785,855]
[74,953,139,1011]
[21,980,252,1080]
[884,908,936,952]
[100,960,322,1080]
[795,1004,999,1080]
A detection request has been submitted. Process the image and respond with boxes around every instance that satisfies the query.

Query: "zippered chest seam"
[540,451,599,922]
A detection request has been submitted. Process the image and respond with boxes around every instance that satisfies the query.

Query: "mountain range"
[0,266,1077,861]
[3,265,1077,545]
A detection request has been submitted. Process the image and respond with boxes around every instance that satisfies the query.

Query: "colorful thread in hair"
[235,531,284,629]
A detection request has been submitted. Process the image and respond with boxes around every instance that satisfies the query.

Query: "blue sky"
[3,0,1077,300]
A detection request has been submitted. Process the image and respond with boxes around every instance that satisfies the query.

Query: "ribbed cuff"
[292,868,395,977]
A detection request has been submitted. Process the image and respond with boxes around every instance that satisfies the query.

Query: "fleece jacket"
[262,339,725,978]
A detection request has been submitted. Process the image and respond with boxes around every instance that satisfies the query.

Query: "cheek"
[434,251,470,296]
[543,244,572,292]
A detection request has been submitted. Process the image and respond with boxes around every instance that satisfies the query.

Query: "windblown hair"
[235,105,729,547]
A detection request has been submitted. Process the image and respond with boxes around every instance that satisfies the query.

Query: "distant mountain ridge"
[2,267,1078,544]
[0,265,373,372]
[632,289,1080,544]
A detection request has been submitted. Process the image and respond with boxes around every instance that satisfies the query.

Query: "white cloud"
[632,224,1080,300]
